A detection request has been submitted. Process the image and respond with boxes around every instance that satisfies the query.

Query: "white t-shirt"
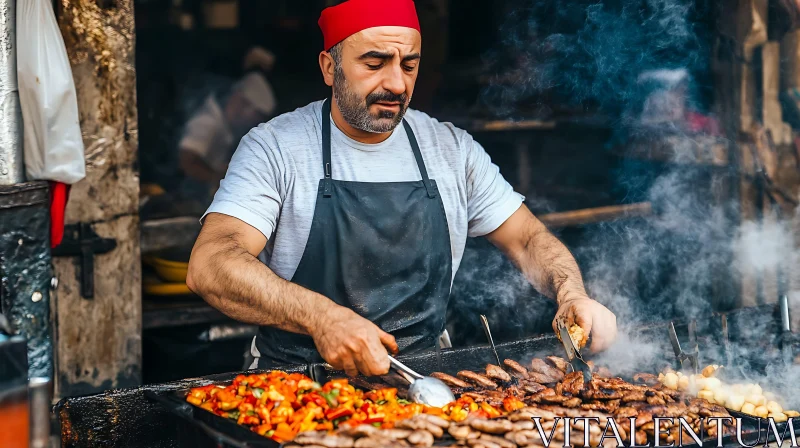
[204,100,524,283]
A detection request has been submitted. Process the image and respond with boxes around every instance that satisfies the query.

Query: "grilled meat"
[354,436,409,447]
[520,381,546,394]
[396,416,444,438]
[581,387,623,401]
[530,358,564,381]
[291,355,734,448]
[429,372,471,388]
[339,425,380,438]
[528,372,560,385]
[477,433,516,448]
[415,414,449,428]
[293,432,355,448]
[485,364,512,383]
[581,399,621,413]
[406,430,434,447]
[457,371,498,390]
[468,418,514,435]
[502,359,529,379]
[545,356,570,373]
[632,373,660,386]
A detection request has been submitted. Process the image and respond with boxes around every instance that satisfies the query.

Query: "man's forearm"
[492,209,587,305]
[187,234,334,334]
[519,225,587,305]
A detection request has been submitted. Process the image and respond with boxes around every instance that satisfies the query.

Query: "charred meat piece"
[457,371,498,390]
[485,364,512,383]
[530,358,565,381]
[535,393,577,406]
[545,356,570,373]
[562,372,587,396]
[528,372,560,385]
[581,387,623,401]
[521,381,546,394]
[620,390,647,403]
[581,399,620,413]
[632,373,660,386]
[429,372,471,389]
[503,359,529,379]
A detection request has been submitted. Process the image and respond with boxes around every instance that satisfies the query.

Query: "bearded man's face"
[325,27,421,133]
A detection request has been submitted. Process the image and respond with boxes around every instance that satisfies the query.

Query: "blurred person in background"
[178,47,278,200]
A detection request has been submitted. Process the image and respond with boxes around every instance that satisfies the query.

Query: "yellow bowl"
[143,280,192,296]
[143,256,189,283]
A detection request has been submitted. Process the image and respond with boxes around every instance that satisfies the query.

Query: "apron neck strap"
[321,99,333,197]
[321,98,436,199]
[402,120,436,199]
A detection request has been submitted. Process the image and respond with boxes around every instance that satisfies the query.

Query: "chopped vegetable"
[185,369,511,444]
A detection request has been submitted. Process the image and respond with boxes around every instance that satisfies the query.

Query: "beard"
[332,67,408,133]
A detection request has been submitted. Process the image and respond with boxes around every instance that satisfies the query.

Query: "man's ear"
[319,51,335,87]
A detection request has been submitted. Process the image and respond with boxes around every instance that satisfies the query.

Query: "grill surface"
[57,304,796,448]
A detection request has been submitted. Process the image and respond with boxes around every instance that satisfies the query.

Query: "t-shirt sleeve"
[465,137,525,237]
[202,125,285,240]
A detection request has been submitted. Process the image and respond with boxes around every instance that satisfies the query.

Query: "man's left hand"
[553,294,617,353]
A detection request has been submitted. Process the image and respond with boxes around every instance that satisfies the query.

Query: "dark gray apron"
[254,99,452,367]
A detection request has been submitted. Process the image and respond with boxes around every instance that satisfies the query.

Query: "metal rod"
[0,0,24,185]
[780,295,791,333]
[29,377,52,448]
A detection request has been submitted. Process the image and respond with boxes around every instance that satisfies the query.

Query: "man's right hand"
[311,306,398,377]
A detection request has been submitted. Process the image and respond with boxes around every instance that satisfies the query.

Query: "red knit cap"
[318,0,421,51]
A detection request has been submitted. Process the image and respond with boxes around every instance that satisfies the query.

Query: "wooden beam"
[54,0,141,399]
[537,202,653,229]
[470,119,557,132]
[140,217,201,254]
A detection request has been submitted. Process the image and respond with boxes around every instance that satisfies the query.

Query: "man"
[187,0,617,377]
[179,50,277,196]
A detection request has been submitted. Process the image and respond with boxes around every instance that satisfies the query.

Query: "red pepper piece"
[325,408,354,421]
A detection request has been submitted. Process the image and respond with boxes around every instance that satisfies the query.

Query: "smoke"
[449,0,800,407]
[479,0,708,118]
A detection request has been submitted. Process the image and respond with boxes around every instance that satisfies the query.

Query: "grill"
[57,304,799,448]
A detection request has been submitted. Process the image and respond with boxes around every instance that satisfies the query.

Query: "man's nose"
[382,64,406,96]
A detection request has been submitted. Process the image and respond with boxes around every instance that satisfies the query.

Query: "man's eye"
[366,63,382,70]
[403,65,417,72]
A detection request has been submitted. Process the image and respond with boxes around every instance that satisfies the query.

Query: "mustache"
[366,91,407,106]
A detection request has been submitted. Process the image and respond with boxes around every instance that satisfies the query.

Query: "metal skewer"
[479,314,502,366]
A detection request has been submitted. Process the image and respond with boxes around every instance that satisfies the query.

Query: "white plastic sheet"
[17,0,86,184]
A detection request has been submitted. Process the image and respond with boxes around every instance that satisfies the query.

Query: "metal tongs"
[388,355,455,407]
[668,321,699,374]
[556,321,592,383]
